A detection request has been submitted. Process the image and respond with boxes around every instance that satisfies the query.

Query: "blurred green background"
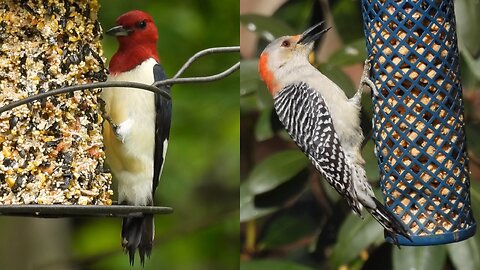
[240,0,480,269]
[0,1,239,269]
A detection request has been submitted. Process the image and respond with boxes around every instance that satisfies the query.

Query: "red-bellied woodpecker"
[101,10,171,265]
[258,22,410,244]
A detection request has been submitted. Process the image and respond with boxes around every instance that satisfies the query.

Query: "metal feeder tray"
[0,203,173,218]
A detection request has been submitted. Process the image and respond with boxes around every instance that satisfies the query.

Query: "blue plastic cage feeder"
[361,0,476,245]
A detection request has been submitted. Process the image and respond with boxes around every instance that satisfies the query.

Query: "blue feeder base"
[386,224,477,246]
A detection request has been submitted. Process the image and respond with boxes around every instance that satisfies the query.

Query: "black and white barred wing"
[274,83,410,242]
[273,82,355,205]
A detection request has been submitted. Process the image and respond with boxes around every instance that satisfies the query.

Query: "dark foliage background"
[240,0,480,269]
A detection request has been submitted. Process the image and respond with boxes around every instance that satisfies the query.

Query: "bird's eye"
[281,40,290,47]
[136,20,147,29]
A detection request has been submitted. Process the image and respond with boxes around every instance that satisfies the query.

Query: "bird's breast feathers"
[101,58,160,204]
[102,58,158,131]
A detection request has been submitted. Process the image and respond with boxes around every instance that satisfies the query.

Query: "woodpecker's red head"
[107,10,160,75]
[258,22,330,96]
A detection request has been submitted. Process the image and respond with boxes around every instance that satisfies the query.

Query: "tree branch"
[154,61,240,87]
[0,81,169,115]
[172,46,240,79]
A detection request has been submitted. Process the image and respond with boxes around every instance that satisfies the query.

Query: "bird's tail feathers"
[122,214,155,266]
[366,197,411,246]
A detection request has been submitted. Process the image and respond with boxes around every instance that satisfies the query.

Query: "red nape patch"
[258,53,279,96]
[109,47,159,74]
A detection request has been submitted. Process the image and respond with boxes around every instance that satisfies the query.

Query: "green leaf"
[240,150,309,222]
[455,0,480,58]
[318,64,356,97]
[240,59,272,112]
[461,49,480,80]
[259,209,317,250]
[466,123,480,156]
[363,140,380,181]
[330,213,384,268]
[256,83,273,111]
[331,0,364,43]
[246,150,309,195]
[319,174,341,203]
[470,181,480,213]
[328,39,367,67]
[447,175,480,270]
[254,169,308,208]
[274,0,313,32]
[393,245,447,270]
[241,260,314,270]
[241,14,295,41]
[447,237,480,270]
[240,91,260,112]
[255,109,274,141]
[240,59,261,97]
[456,0,480,80]
[240,168,308,222]
[240,184,278,222]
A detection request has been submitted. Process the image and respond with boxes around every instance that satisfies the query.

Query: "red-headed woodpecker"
[101,10,171,265]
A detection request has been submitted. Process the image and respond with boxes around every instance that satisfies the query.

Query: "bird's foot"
[121,237,128,250]
[113,119,133,143]
[108,119,125,143]
[386,229,412,249]
[98,99,128,143]
[359,58,378,97]
[99,98,121,138]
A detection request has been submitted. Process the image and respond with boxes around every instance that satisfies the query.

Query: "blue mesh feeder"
[360,0,476,245]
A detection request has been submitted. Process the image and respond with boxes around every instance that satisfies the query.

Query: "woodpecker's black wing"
[273,82,357,209]
[152,64,172,196]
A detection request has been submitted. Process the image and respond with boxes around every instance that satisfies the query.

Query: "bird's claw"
[386,228,412,249]
[106,115,126,143]
[360,58,379,97]
[113,119,132,144]
[113,124,126,143]
[122,238,128,250]
[98,98,127,143]
[351,58,378,105]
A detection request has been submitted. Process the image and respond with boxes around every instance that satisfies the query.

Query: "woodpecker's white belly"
[101,58,158,206]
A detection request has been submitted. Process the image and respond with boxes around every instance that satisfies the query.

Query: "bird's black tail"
[366,197,412,246]
[122,214,155,266]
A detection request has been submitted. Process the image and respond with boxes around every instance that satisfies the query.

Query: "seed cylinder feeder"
[361,0,476,245]
[0,0,172,217]
[0,0,112,207]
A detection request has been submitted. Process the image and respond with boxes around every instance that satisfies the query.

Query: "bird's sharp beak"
[106,25,133,37]
[297,22,331,45]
